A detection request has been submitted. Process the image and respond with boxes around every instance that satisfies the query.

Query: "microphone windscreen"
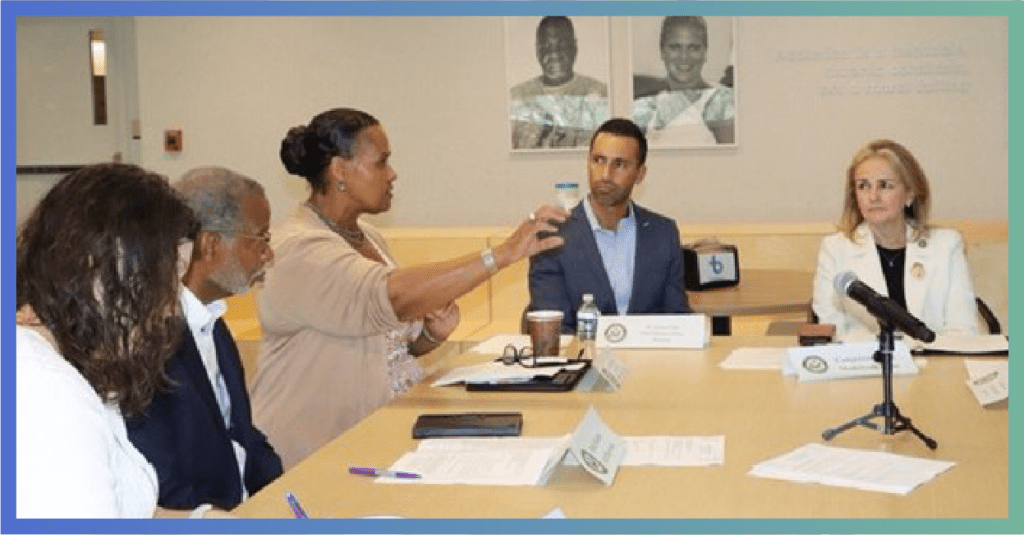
[834,271,858,294]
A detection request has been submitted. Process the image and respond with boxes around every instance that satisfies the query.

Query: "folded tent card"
[784,340,919,382]
[964,359,1008,406]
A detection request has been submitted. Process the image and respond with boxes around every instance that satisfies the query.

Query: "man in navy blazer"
[529,118,690,333]
[127,167,282,510]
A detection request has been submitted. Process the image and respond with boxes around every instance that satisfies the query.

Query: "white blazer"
[812,223,980,339]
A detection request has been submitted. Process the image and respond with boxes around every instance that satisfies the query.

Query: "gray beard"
[209,255,256,296]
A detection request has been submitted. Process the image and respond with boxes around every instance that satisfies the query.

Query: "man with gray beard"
[127,166,282,510]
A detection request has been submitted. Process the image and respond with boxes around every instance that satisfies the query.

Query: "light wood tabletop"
[687,268,814,317]
[235,335,1007,519]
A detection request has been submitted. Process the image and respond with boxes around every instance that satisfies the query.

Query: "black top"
[876,244,907,310]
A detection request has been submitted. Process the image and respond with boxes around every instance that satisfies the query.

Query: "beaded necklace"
[304,201,366,246]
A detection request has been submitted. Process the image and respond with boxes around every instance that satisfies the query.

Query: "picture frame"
[628,16,738,149]
[505,16,612,152]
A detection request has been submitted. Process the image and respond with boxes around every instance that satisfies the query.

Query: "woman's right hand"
[495,204,568,266]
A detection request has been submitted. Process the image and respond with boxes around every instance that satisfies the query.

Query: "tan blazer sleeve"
[261,226,402,338]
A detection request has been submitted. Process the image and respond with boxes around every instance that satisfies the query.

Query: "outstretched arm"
[386,205,567,321]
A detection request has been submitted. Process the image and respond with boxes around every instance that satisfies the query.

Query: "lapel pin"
[917,239,927,248]
[911,262,925,279]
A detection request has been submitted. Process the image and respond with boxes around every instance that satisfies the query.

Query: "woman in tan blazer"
[251,108,567,469]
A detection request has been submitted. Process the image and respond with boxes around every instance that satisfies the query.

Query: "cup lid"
[526,310,564,320]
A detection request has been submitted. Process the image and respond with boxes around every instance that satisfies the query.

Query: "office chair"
[792,298,1001,335]
[976,297,1002,335]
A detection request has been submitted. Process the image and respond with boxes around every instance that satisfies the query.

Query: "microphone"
[833,271,936,343]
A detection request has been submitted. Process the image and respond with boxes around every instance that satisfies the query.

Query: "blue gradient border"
[2,1,1018,534]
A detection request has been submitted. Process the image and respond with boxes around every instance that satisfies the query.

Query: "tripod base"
[822,402,937,450]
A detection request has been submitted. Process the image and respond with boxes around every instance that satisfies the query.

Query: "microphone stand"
[821,320,937,449]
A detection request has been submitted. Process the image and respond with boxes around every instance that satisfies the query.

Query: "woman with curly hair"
[16,163,231,518]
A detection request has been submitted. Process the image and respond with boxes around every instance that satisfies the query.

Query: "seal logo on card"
[604,323,627,343]
[580,449,608,475]
[802,355,828,374]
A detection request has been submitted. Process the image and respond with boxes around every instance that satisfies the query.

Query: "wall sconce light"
[89,29,107,125]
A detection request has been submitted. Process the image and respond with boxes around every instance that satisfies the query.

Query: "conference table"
[687,268,814,334]
[235,335,1007,519]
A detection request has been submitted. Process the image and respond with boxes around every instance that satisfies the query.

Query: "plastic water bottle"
[576,293,600,360]
[553,182,581,211]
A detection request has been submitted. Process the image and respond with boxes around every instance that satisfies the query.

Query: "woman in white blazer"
[812,139,980,340]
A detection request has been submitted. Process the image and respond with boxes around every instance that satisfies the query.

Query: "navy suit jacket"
[126,320,282,510]
[529,201,691,333]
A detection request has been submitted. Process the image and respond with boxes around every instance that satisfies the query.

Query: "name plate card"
[578,348,628,392]
[564,406,627,486]
[784,341,918,382]
[596,314,709,349]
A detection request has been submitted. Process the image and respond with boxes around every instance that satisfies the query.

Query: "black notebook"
[465,362,591,392]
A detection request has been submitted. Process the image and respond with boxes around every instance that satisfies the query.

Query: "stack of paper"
[379,434,724,487]
[415,435,725,468]
[749,443,955,495]
[383,439,569,486]
[430,360,587,387]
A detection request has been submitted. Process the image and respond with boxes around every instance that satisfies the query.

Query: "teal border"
[2,1,1017,534]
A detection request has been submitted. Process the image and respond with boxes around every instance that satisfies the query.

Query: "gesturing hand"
[502,204,568,262]
[424,301,460,341]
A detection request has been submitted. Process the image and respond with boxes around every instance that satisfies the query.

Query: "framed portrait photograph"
[505,16,611,152]
[629,16,737,149]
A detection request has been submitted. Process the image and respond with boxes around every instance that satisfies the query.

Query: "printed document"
[619,435,725,466]
[749,443,955,495]
[416,435,724,467]
[383,447,565,486]
[964,359,1009,405]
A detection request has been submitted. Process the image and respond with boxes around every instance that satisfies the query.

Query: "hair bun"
[280,125,316,177]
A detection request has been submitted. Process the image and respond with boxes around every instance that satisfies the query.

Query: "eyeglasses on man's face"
[207,228,272,250]
[235,231,272,249]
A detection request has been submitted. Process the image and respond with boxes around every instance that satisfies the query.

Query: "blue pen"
[285,492,308,518]
[349,466,422,479]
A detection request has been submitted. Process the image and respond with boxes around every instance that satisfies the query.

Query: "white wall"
[17,17,140,165]
[131,16,1007,229]
[20,15,1008,230]
[15,17,141,223]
